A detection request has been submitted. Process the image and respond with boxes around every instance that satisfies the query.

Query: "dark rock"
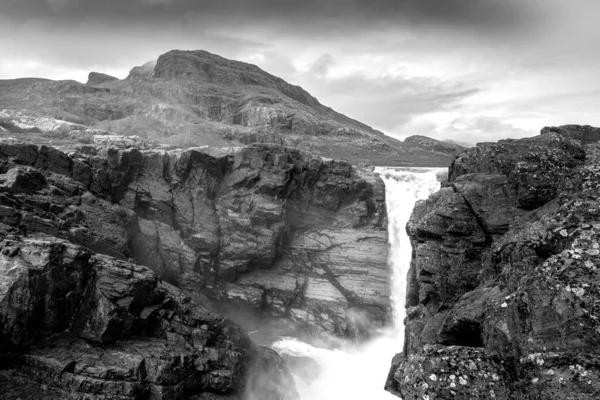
[541,124,600,146]
[0,167,47,194]
[386,345,510,400]
[388,126,600,399]
[0,140,326,399]
[449,133,585,210]
[0,238,277,399]
[0,140,389,339]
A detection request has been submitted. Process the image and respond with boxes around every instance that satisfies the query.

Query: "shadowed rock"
[0,238,296,399]
[387,126,600,399]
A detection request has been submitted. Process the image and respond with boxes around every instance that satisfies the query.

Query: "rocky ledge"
[386,125,600,399]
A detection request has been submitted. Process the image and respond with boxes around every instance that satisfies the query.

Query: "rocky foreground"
[386,125,600,399]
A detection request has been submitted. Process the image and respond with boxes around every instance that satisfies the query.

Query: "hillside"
[0,49,461,167]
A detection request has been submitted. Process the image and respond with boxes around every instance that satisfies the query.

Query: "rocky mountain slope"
[0,49,462,167]
[386,125,600,399]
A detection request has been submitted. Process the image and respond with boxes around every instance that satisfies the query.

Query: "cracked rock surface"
[0,139,389,341]
[387,126,600,399]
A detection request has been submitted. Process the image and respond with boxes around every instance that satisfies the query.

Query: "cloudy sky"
[1,0,599,145]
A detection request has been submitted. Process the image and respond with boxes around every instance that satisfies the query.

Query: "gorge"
[1,49,600,400]
[271,167,444,400]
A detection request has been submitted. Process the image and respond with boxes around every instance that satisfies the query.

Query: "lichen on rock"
[387,125,600,400]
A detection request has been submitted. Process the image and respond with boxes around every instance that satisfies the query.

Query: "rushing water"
[272,167,445,400]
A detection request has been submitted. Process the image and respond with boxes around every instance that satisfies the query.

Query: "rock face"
[0,49,462,167]
[0,139,389,341]
[386,125,600,399]
[0,238,296,399]
[0,139,308,399]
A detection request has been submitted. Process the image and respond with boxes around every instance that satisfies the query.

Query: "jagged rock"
[0,238,295,399]
[541,124,600,145]
[0,141,389,339]
[388,126,600,399]
[449,133,585,210]
[86,72,119,86]
[386,345,510,400]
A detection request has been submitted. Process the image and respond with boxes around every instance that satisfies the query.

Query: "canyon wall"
[0,138,389,343]
[386,125,600,399]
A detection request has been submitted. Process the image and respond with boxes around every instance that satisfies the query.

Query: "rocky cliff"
[0,49,462,167]
[386,125,600,399]
[0,141,312,399]
[0,131,389,343]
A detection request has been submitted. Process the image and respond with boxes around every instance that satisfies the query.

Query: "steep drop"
[272,167,444,400]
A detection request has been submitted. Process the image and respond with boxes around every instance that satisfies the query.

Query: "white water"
[273,167,445,400]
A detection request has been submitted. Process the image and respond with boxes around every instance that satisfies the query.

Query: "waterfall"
[271,167,445,400]
[376,167,446,342]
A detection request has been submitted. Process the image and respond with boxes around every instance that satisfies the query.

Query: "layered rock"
[0,238,296,399]
[0,139,389,340]
[387,126,600,399]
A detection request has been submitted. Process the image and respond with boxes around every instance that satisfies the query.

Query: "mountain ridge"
[0,49,462,167]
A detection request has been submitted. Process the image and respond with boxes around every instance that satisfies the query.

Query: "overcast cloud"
[1,0,599,145]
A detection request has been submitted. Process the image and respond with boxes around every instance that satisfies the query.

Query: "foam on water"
[272,167,445,400]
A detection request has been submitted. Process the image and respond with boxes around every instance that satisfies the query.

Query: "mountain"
[0,49,462,167]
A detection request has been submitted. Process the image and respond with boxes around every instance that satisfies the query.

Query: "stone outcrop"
[386,125,600,399]
[86,72,119,86]
[0,139,389,341]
